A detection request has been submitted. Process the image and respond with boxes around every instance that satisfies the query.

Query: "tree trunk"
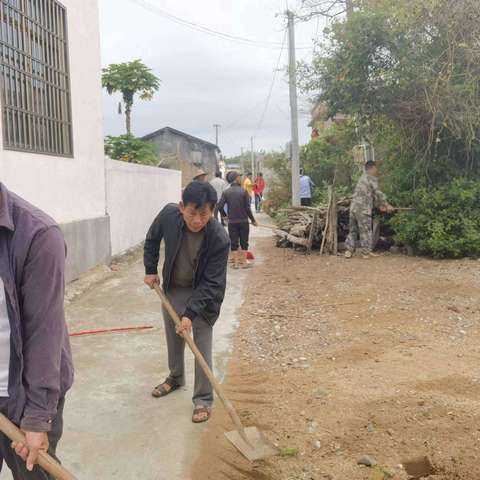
[345,0,354,17]
[125,102,132,136]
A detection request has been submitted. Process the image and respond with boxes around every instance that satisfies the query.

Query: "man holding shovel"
[0,184,74,478]
[144,181,230,423]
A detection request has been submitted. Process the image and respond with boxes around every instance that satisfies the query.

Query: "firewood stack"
[274,195,352,253]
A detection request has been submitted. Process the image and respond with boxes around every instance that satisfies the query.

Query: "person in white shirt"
[210,171,228,225]
[299,168,316,206]
[0,280,9,400]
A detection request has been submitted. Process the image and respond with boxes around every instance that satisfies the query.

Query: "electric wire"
[253,28,288,137]
[129,0,310,50]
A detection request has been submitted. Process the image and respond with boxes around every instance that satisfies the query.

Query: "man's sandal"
[151,377,181,398]
[192,406,211,423]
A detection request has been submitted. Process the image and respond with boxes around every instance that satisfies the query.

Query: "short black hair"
[215,171,222,178]
[365,161,377,170]
[300,168,304,175]
[247,172,252,176]
[182,181,217,209]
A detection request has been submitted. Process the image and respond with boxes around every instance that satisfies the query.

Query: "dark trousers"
[228,222,250,251]
[301,198,312,206]
[254,194,263,212]
[0,398,65,479]
[163,288,213,407]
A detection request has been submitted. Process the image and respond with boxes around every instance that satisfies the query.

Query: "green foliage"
[102,60,160,135]
[263,151,291,214]
[298,0,480,258]
[301,123,359,203]
[390,180,480,258]
[278,447,299,458]
[263,125,358,214]
[105,135,158,166]
[300,0,480,181]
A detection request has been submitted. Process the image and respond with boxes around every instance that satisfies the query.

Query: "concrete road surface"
[0,215,272,480]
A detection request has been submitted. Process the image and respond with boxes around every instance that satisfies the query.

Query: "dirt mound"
[191,240,480,479]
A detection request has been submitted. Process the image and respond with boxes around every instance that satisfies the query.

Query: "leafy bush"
[390,180,480,258]
[263,151,291,214]
[301,123,359,204]
[105,135,158,166]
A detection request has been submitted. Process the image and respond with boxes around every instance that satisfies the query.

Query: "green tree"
[299,0,480,184]
[301,123,358,202]
[104,135,158,166]
[102,59,160,136]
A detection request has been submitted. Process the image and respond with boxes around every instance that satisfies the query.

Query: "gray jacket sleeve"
[20,227,67,433]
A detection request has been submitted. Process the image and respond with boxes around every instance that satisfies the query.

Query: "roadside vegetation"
[102,59,161,166]
[264,0,480,258]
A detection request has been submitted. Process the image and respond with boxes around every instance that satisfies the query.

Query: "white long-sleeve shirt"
[0,278,10,397]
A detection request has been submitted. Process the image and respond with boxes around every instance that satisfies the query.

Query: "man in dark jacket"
[144,181,230,423]
[218,172,257,269]
[0,184,73,478]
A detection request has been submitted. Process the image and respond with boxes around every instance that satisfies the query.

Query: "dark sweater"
[218,185,255,224]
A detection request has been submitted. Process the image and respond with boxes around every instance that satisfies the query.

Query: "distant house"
[309,102,348,139]
[143,127,220,186]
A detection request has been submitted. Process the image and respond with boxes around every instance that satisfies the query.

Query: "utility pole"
[287,10,300,207]
[213,124,221,146]
[345,0,354,17]
[250,136,255,179]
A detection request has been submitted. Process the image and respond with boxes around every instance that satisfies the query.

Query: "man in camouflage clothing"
[345,161,394,258]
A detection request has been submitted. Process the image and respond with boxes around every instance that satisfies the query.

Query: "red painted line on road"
[69,326,155,337]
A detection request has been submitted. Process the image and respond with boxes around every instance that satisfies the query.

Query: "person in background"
[345,161,395,259]
[299,169,315,206]
[144,182,230,423]
[0,183,74,478]
[193,170,208,183]
[219,172,257,269]
[242,172,253,201]
[210,171,228,225]
[253,172,266,213]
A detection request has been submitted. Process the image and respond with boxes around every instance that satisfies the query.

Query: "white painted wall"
[0,0,105,224]
[106,159,181,256]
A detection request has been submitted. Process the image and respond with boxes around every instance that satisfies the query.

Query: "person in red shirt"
[253,173,266,213]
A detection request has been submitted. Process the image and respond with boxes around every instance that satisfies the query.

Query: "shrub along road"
[191,238,480,480]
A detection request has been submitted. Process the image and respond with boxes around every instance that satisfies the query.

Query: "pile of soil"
[191,238,480,479]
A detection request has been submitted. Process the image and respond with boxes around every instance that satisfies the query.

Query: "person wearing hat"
[218,172,257,269]
[193,170,208,182]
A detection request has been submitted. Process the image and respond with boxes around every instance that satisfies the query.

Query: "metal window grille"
[0,0,73,156]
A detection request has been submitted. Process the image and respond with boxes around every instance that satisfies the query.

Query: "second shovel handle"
[0,413,77,480]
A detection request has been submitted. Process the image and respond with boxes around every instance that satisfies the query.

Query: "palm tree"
[102,59,160,136]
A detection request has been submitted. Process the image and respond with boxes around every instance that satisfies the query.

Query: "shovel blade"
[225,426,279,461]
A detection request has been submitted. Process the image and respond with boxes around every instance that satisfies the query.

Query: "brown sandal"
[192,406,211,423]
[151,377,181,398]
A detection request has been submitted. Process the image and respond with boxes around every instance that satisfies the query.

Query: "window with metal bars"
[0,0,73,156]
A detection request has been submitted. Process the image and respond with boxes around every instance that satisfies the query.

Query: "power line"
[253,29,288,137]
[129,0,309,49]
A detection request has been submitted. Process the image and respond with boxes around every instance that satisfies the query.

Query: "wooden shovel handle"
[153,285,251,446]
[0,413,77,480]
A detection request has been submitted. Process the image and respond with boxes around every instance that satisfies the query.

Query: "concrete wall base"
[61,215,111,282]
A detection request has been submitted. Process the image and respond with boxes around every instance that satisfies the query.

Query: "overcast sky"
[99,0,325,157]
